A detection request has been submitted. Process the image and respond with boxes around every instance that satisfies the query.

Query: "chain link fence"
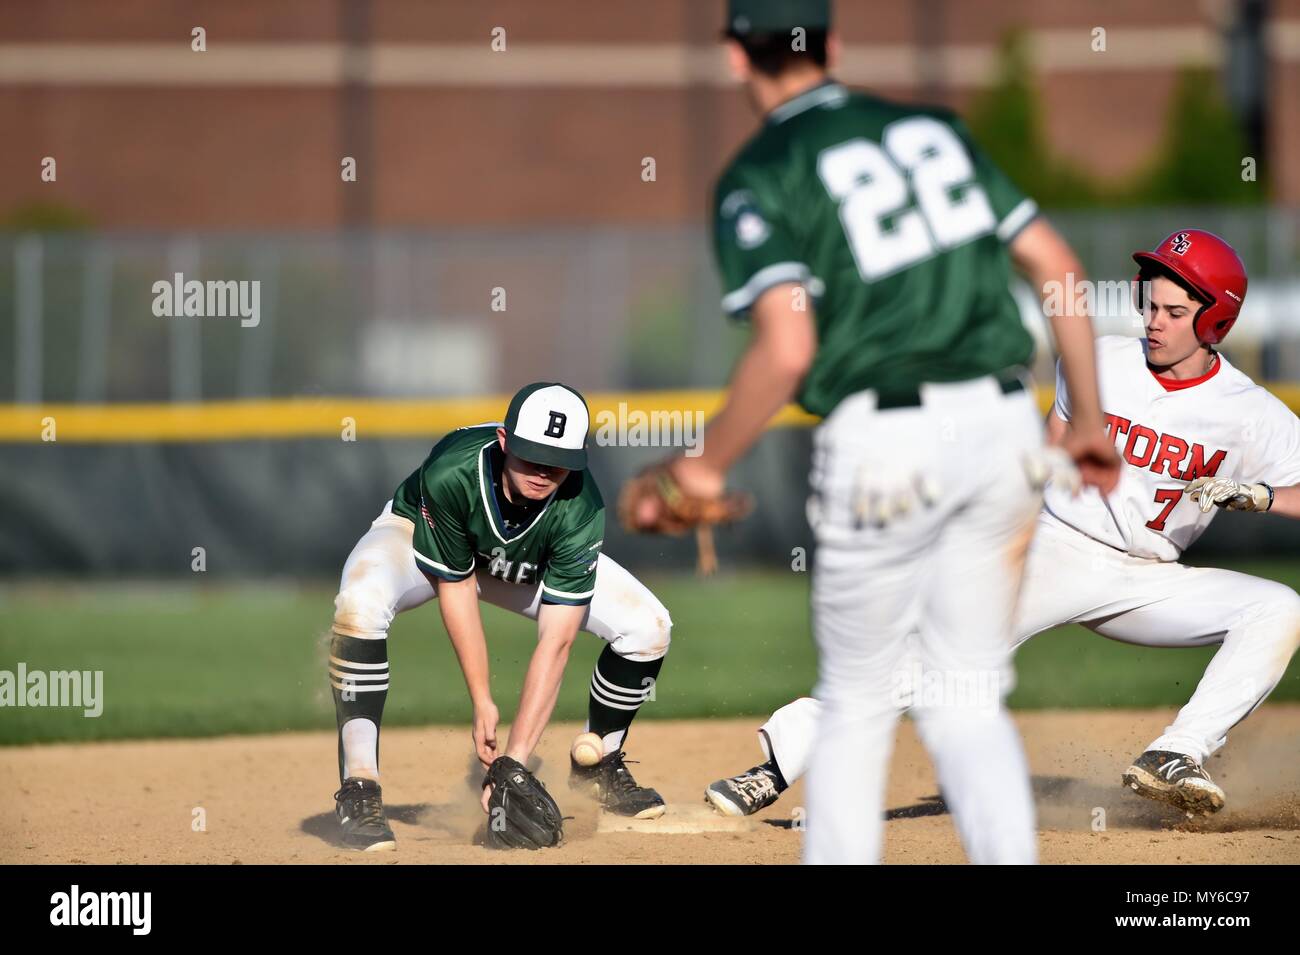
[3,208,1299,576]
[2,208,1299,406]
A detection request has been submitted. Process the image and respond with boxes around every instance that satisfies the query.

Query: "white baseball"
[570,732,604,767]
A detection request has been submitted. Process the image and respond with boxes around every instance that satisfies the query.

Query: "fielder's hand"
[482,756,564,850]
[472,700,500,769]
[1022,445,1081,495]
[618,457,753,575]
[620,457,745,533]
[1185,476,1273,513]
[1058,426,1121,495]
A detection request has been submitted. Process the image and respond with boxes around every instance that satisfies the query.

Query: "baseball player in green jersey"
[330,383,671,851]
[625,0,1120,864]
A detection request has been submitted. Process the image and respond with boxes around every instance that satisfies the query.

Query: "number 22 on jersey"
[817,116,996,281]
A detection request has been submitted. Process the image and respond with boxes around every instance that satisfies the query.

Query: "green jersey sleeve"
[712,169,819,318]
[539,508,604,606]
[411,467,476,583]
[949,116,1038,243]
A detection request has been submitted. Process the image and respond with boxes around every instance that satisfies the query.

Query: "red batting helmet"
[1132,229,1247,345]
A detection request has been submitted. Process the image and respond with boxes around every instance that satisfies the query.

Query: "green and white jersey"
[712,80,1038,417]
[391,425,605,606]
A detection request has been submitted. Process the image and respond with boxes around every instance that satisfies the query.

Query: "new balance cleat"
[705,764,784,817]
[1121,750,1225,816]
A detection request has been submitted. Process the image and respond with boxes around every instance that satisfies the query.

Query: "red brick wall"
[0,0,1292,228]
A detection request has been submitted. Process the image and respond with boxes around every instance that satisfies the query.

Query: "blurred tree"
[966,32,1099,208]
[3,201,93,230]
[965,33,1263,207]
[1140,68,1261,205]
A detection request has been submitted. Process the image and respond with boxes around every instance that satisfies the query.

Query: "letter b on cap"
[545,411,567,438]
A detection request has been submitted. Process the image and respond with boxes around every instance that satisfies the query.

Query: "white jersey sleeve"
[1241,392,1300,489]
[1051,357,1071,422]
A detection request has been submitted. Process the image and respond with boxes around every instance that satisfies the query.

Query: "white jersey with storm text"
[1046,335,1300,561]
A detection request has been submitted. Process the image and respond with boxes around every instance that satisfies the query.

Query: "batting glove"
[1022,446,1081,495]
[1185,476,1273,513]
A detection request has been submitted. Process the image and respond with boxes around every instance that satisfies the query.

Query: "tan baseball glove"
[617,464,754,575]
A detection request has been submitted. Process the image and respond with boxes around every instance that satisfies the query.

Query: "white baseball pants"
[804,377,1044,865]
[763,512,1300,794]
[330,503,671,780]
[334,502,671,661]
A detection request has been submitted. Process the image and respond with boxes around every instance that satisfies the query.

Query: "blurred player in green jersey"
[631,0,1119,864]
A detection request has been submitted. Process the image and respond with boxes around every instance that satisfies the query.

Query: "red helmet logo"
[1131,229,1247,345]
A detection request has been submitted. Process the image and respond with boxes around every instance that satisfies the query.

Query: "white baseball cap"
[502,382,590,470]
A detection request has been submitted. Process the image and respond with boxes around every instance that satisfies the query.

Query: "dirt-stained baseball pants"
[331,502,671,778]
[804,377,1044,865]
[761,510,1300,798]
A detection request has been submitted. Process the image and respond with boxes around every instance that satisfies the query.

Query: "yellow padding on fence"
[0,391,815,443]
[2,385,1297,442]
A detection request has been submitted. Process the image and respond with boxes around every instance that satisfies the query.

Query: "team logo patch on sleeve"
[736,210,771,249]
[720,189,772,249]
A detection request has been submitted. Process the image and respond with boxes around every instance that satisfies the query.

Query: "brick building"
[2,0,1297,230]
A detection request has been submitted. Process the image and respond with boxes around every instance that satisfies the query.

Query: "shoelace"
[335,784,386,826]
[605,752,644,793]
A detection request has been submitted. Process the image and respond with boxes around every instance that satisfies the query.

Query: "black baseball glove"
[483,756,564,850]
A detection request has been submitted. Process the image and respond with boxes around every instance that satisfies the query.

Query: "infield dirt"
[3,707,1299,864]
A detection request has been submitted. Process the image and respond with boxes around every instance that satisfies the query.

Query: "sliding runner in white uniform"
[707,229,1300,820]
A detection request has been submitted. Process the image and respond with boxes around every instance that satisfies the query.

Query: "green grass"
[1,562,1298,745]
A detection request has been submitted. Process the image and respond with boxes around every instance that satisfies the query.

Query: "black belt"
[874,370,1026,411]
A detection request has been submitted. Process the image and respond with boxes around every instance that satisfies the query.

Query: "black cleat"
[705,764,783,818]
[1121,750,1226,816]
[570,751,666,819]
[334,777,397,851]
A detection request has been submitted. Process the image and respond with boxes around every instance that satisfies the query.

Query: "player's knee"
[1268,586,1300,653]
[1279,586,1300,622]
[1248,581,1300,627]
[612,598,672,662]
[332,581,394,640]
